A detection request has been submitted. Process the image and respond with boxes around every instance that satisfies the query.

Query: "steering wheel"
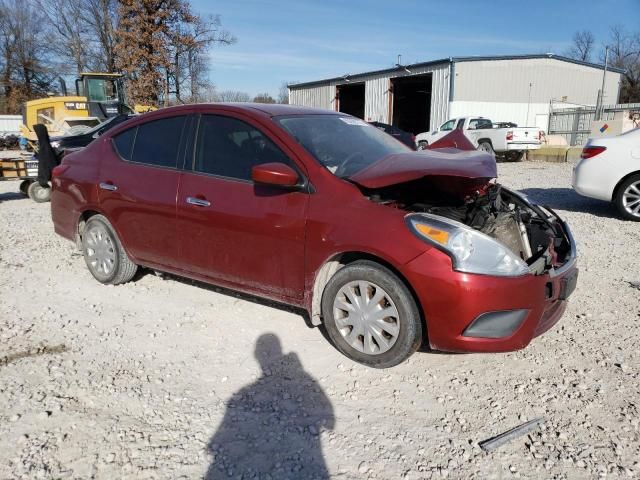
[335,152,365,177]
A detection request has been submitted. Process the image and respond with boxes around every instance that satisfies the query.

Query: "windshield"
[86,78,119,102]
[275,115,410,178]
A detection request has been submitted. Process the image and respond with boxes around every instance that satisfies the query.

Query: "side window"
[194,115,293,181]
[130,116,187,168]
[470,119,491,130]
[440,120,455,131]
[112,127,137,160]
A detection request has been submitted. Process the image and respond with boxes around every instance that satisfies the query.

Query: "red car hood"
[349,149,497,189]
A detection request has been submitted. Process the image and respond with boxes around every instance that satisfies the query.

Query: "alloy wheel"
[623,180,640,218]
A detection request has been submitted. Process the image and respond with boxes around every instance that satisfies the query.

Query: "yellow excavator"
[20,72,154,142]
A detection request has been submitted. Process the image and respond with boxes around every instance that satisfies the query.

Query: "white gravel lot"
[1,161,639,479]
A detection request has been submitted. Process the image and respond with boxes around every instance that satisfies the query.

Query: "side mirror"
[252,162,300,188]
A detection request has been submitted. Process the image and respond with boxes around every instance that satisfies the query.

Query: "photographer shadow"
[206,334,334,479]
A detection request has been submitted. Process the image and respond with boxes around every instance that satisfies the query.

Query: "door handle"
[186,196,211,207]
[99,182,118,191]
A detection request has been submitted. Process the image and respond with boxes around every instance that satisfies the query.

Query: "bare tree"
[565,30,595,62]
[277,82,289,104]
[603,26,640,103]
[215,90,251,102]
[37,0,91,74]
[0,0,56,113]
[83,0,118,72]
[253,93,275,104]
[167,13,236,103]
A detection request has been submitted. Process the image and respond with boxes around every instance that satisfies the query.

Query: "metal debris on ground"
[479,417,545,452]
[628,281,640,291]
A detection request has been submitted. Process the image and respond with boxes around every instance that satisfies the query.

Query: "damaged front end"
[363,177,574,277]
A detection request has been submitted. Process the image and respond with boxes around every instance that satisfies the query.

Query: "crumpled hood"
[349,149,497,189]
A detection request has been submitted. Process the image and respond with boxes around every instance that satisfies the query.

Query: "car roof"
[145,103,341,118]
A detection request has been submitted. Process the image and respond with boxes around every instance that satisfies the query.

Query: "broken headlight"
[406,213,529,277]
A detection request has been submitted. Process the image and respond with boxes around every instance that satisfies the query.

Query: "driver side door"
[176,113,309,300]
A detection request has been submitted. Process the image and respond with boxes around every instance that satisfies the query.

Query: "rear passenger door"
[176,113,308,299]
[99,115,192,268]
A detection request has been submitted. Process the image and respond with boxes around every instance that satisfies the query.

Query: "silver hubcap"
[333,281,400,355]
[623,181,640,217]
[479,143,493,153]
[85,224,116,276]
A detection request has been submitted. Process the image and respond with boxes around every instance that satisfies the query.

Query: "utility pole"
[526,83,532,126]
[596,46,609,120]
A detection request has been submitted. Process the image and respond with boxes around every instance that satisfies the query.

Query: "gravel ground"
[1,161,639,479]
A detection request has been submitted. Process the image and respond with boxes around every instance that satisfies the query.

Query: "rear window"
[131,116,187,168]
[112,127,136,160]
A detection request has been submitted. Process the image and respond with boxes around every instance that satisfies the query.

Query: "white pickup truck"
[415,117,543,161]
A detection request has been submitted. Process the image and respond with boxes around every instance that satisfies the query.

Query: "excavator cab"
[74,73,132,119]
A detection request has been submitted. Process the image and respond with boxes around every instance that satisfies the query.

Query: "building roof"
[288,53,625,90]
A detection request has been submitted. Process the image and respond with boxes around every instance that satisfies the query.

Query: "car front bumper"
[402,221,578,353]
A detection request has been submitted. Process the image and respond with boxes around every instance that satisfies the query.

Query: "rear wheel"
[614,174,640,221]
[321,260,422,368]
[505,150,524,162]
[19,180,31,196]
[417,140,429,150]
[477,141,495,156]
[27,181,51,203]
[81,215,138,284]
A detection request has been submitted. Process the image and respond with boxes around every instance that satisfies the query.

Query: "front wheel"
[614,174,640,221]
[27,181,51,203]
[417,140,429,150]
[321,260,423,368]
[82,215,138,284]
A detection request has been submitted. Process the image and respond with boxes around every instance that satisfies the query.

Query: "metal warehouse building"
[288,54,623,135]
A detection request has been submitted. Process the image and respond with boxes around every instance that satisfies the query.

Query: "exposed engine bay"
[363,176,572,275]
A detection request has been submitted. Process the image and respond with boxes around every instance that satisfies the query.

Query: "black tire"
[477,141,495,156]
[505,150,524,162]
[321,260,423,368]
[614,174,640,222]
[417,140,429,150]
[27,181,51,203]
[81,214,138,284]
[19,180,31,196]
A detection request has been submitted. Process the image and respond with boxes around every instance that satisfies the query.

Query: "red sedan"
[51,104,578,368]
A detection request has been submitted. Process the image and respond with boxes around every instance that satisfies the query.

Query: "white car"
[415,117,542,161]
[572,128,640,221]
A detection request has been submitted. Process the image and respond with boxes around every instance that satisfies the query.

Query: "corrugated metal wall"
[0,115,22,134]
[289,84,337,111]
[289,62,450,130]
[289,57,619,133]
[453,58,621,106]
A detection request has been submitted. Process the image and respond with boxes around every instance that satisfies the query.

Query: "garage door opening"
[391,74,432,134]
[337,83,365,119]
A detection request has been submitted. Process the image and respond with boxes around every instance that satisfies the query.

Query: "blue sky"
[192,0,640,97]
